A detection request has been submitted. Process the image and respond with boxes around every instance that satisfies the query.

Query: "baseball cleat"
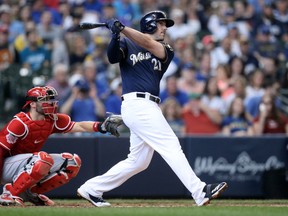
[0,192,24,207]
[197,182,228,206]
[77,187,111,207]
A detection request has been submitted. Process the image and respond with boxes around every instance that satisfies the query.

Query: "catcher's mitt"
[100,113,124,137]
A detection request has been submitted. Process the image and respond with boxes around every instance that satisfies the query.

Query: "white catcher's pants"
[81,94,206,203]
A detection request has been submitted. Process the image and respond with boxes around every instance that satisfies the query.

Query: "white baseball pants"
[80,93,206,204]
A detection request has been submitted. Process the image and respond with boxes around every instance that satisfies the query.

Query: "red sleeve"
[7,118,27,137]
[52,113,75,133]
[0,118,26,151]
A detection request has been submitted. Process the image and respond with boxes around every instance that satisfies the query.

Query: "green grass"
[0,199,287,216]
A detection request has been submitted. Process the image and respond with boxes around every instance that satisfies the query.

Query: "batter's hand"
[106,18,125,35]
[99,113,124,137]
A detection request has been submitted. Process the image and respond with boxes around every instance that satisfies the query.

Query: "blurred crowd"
[0,0,288,136]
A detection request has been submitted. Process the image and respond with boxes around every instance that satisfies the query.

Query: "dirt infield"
[4,199,288,208]
[40,199,288,208]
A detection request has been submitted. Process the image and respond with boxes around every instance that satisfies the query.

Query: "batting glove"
[106,18,125,35]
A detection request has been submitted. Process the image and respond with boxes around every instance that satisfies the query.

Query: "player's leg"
[0,152,53,206]
[78,130,154,207]
[129,101,226,205]
[24,152,81,205]
[30,152,81,194]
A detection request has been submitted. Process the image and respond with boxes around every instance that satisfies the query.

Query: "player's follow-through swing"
[77,10,228,207]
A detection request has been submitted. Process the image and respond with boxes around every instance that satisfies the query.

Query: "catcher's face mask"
[23,86,59,119]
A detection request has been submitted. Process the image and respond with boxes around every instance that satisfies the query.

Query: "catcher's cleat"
[0,192,24,207]
[77,187,111,207]
[197,182,228,206]
[27,194,55,206]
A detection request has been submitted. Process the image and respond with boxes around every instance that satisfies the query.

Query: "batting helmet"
[23,86,58,116]
[140,10,174,34]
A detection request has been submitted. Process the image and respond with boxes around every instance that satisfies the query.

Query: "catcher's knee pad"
[31,153,81,194]
[5,151,54,196]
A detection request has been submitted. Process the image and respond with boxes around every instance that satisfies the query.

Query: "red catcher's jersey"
[0,112,75,156]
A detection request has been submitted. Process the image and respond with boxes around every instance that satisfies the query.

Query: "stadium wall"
[42,136,288,199]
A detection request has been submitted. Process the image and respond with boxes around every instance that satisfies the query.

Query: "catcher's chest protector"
[10,112,54,155]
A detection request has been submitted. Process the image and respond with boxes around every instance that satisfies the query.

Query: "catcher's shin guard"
[4,151,54,196]
[31,153,81,194]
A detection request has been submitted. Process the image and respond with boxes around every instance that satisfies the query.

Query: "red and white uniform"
[0,112,81,201]
[0,112,74,156]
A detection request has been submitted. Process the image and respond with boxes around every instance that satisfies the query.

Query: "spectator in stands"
[160,75,189,107]
[82,60,110,101]
[13,20,41,63]
[65,9,92,47]
[113,0,141,27]
[245,69,265,101]
[278,64,288,116]
[95,3,116,40]
[68,63,84,87]
[196,51,212,82]
[273,0,288,29]
[215,64,234,101]
[201,76,226,116]
[167,8,200,41]
[0,24,13,71]
[238,36,259,76]
[245,81,280,121]
[19,28,50,73]
[210,36,234,72]
[161,97,185,136]
[36,10,64,50]
[60,79,105,122]
[201,34,216,54]
[208,5,249,41]
[252,91,288,135]
[177,64,205,99]
[229,56,245,85]
[30,0,62,25]
[260,57,281,88]
[45,63,71,102]
[182,77,224,135]
[58,0,73,30]
[104,77,122,115]
[0,4,25,44]
[207,1,231,41]
[83,0,103,14]
[233,0,254,22]
[36,10,67,66]
[252,25,283,61]
[226,23,242,56]
[283,27,288,60]
[18,4,33,24]
[222,96,254,136]
[185,1,202,35]
[67,33,89,67]
[251,1,283,40]
[224,75,248,114]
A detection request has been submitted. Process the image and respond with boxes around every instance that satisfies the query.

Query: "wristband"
[93,122,106,134]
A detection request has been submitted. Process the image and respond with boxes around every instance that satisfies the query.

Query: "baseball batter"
[0,86,123,206]
[77,11,227,207]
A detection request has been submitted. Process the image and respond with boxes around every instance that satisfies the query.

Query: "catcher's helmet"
[23,86,58,116]
[140,10,174,34]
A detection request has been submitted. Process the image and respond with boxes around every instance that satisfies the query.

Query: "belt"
[121,92,161,104]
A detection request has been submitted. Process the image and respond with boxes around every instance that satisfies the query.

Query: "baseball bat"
[78,23,107,30]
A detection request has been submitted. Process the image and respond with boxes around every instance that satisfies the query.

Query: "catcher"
[0,86,123,207]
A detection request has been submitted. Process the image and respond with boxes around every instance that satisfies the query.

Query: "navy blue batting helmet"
[140,10,174,34]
